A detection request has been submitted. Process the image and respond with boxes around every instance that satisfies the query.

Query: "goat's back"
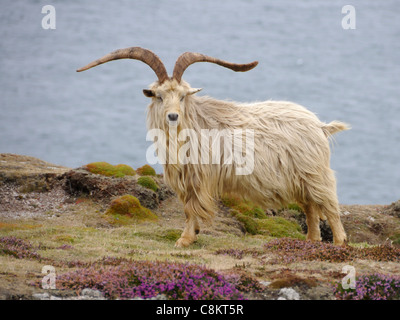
[219,100,346,209]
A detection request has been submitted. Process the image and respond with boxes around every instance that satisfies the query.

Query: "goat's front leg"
[175,200,200,248]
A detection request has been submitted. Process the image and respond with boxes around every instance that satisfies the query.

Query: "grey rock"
[81,288,105,300]
[150,294,168,300]
[278,288,300,300]
[32,293,50,300]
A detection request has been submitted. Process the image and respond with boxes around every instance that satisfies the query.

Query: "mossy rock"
[137,176,159,192]
[257,217,305,239]
[222,195,267,219]
[136,164,156,176]
[230,209,304,239]
[106,195,157,225]
[85,162,136,178]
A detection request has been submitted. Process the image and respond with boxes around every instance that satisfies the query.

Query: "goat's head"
[77,47,258,127]
[142,78,201,128]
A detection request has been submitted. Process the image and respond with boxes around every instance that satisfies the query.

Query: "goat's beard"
[167,120,178,127]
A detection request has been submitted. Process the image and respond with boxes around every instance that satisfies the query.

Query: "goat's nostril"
[168,113,179,121]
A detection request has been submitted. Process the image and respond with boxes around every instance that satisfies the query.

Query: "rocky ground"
[0,153,399,300]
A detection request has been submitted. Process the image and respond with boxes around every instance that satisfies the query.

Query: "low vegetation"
[1,155,400,300]
[53,259,263,300]
[334,273,400,300]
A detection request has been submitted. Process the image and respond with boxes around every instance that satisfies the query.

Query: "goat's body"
[148,94,348,246]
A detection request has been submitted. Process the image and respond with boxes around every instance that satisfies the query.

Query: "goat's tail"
[322,121,351,137]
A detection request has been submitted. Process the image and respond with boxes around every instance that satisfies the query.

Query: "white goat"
[78,47,349,247]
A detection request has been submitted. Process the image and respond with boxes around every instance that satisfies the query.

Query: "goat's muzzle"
[167,113,179,126]
[168,113,179,122]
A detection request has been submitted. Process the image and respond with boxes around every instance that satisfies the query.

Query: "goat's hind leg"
[303,203,322,242]
[303,173,347,245]
[320,203,347,245]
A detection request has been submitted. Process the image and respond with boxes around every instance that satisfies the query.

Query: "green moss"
[230,208,304,239]
[136,164,156,176]
[114,164,136,176]
[85,162,118,177]
[222,195,267,219]
[85,162,136,178]
[106,195,157,225]
[231,210,259,235]
[137,176,159,192]
[257,217,305,239]
[240,205,267,219]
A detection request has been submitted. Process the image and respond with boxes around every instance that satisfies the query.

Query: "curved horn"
[172,52,258,83]
[76,47,169,83]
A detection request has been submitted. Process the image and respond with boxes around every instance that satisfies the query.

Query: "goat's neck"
[184,95,238,131]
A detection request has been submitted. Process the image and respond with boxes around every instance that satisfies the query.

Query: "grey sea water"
[0,0,399,205]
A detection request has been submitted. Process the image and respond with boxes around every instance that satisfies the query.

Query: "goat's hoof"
[175,237,194,248]
[306,235,322,242]
[334,237,348,246]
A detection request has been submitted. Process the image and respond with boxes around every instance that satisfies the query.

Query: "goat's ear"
[188,88,202,95]
[143,89,155,98]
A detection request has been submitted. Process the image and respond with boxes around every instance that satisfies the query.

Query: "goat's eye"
[156,96,163,102]
[180,96,185,102]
